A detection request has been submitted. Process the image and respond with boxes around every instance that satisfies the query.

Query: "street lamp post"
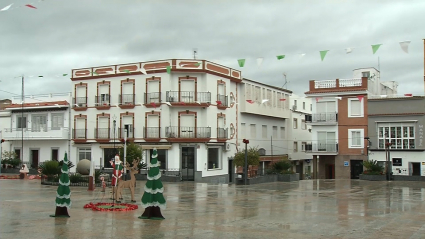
[113,118,117,157]
[242,139,249,185]
[364,137,371,161]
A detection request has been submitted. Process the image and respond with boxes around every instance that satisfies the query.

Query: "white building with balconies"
[1,93,72,169]
[288,94,313,178]
[70,59,241,183]
[238,78,292,175]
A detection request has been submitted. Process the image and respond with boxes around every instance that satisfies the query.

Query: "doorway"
[228,159,233,183]
[411,162,421,176]
[350,160,364,179]
[296,161,303,179]
[103,148,116,168]
[181,147,195,181]
[30,150,39,169]
[326,164,335,179]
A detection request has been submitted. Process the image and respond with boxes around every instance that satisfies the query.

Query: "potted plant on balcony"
[359,160,386,181]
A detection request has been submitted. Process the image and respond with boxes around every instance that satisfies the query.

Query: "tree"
[139,148,166,220]
[233,147,260,167]
[119,142,142,167]
[50,152,71,217]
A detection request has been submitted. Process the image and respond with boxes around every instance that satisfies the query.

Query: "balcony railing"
[94,128,110,139]
[306,143,338,153]
[165,126,211,138]
[166,91,211,104]
[309,113,338,123]
[3,127,69,140]
[118,127,134,138]
[73,97,87,107]
[95,95,110,106]
[119,94,135,105]
[144,92,161,104]
[339,79,362,87]
[217,128,228,139]
[73,129,87,139]
[217,94,228,107]
[144,127,160,138]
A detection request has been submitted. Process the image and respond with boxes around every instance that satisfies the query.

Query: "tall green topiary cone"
[139,148,166,220]
[50,152,71,217]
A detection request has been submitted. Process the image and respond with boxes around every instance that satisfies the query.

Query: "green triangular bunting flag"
[123,70,130,73]
[62,74,68,76]
[92,72,99,76]
[320,50,329,61]
[38,76,43,77]
[237,59,245,67]
[372,44,382,54]
[139,148,166,220]
[276,55,285,60]
[194,63,201,67]
[166,66,171,74]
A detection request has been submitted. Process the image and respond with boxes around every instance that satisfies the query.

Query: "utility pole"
[124,129,127,180]
[21,75,24,166]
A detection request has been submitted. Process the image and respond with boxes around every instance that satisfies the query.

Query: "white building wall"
[0,111,12,157]
[370,151,425,176]
[238,113,288,155]
[288,94,313,161]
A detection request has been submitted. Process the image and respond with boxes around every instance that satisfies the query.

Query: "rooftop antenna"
[193,48,198,60]
[282,73,289,89]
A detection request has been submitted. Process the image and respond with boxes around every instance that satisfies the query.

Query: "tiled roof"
[4,100,69,109]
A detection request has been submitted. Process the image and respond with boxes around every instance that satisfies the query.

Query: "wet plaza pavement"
[1,179,425,239]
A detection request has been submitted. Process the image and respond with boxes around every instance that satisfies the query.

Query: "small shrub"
[69,173,83,183]
[362,160,383,174]
[271,159,294,174]
[39,161,60,176]
[8,158,21,168]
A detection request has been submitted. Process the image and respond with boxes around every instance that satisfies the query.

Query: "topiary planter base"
[359,174,387,181]
[277,173,299,182]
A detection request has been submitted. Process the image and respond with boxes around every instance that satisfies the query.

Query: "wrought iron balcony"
[119,94,135,105]
[118,127,134,139]
[166,91,211,104]
[217,128,228,139]
[144,127,160,138]
[144,92,161,104]
[95,95,110,106]
[165,126,211,138]
[73,129,87,139]
[72,97,87,107]
[94,128,110,139]
[307,113,338,123]
[305,143,338,153]
[217,94,228,107]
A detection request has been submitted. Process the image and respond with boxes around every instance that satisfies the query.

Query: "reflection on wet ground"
[1,179,425,238]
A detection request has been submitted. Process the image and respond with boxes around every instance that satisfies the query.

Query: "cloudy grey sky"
[0,0,424,99]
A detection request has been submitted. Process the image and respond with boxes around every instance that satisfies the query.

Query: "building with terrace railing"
[0,93,72,169]
[304,67,399,180]
[70,59,242,183]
